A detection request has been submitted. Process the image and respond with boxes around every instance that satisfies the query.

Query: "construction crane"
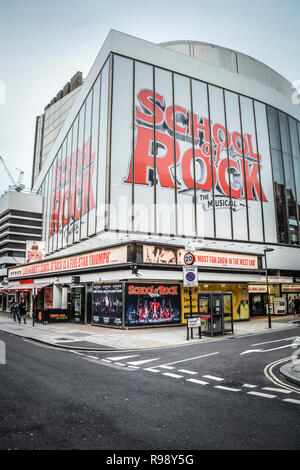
[0,155,25,192]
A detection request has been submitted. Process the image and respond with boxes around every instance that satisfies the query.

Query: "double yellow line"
[264,356,300,395]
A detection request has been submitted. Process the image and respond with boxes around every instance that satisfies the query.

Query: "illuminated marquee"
[8,246,127,278]
[125,89,267,209]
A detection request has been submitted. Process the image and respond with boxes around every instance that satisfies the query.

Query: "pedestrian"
[294,297,300,316]
[11,299,18,322]
[18,298,27,324]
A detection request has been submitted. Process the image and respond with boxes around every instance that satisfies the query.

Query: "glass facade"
[39,53,300,254]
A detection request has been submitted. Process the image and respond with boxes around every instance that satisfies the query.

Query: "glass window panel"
[224,91,248,241]
[68,116,79,246]
[267,106,281,150]
[96,60,109,234]
[110,55,133,232]
[271,148,285,185]
[62,129,73,248]
[191,80,213,239]
[173,73,195,237]
[41,175,48,243]
[289,117,300,158]
[49,153,58,252]
[57,139,67,250]
[133,61,155,234]
[74,103,86,243]
[54,148,62,251]
[287,201,299,245]
[240,96,263,242]
[209,85,231,239]
[154,67,176,236]
[253,102,277,243]
[266,106,288,243]
[278,112,292,155]
[294,157,300,202]
[283,152,296,200]
[45,164,53,254]
[80,91,93,240]
[88,75,101,237]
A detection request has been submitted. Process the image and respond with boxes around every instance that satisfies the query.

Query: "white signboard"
[183,266,198,287]
[188,317,201,328]
[273,297,287,315]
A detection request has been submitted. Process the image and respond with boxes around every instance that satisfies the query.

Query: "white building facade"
[7,31,300,327]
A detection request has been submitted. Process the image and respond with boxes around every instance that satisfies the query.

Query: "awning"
[5,282,52,292]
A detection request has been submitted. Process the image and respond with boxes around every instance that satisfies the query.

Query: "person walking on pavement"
[11,299,19,322]
[18,298,27,324]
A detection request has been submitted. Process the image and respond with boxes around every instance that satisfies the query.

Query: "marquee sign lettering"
[50,137,95,237]
[8,246,127,278]
[125,90,267,208]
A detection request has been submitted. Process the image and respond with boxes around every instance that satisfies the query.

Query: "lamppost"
[263,247,274,328]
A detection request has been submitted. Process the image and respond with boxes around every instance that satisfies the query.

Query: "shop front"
[92,282,181,328]
[7,241,266,328]
[282,284,300,314]
[248,280,296,316]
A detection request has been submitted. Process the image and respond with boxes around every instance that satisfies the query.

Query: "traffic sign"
[183,266,198,287]
[184,252,195,266]
[188,317,201,328]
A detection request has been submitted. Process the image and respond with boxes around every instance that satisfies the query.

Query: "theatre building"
[7,30,300,327]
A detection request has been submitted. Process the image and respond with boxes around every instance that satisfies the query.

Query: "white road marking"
[71,351,85,356]
[242,384,257,389]
[262,387,292,394]
[240,349,262,355]
[241,344,293,355]
[215,385,241,392]
[115,362,125,366]
[283,398,300,405]
[247,391,277,399]
[86,355,98,359]
[127,366,140,369]
[261,344,294,352]
[150,352,219,369]
[101,359,112,363]
[127,358,160,366]
[144,368,160,373]
[158,365,176,370]
[203,375,224,382]
[162,373,183,379]
[252,336,297,346]
[106,355,139,361]
[178,369,198,375]
[186,378,209,385]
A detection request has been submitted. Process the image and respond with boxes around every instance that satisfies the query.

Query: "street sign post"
[183,266,198,287]
[184,251,195,266]
[183,264,199,340]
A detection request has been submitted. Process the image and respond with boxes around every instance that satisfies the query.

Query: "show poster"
[125,283,181,326]
[26,240,45,262]
[92,283,123,326]
[44,287,53,309]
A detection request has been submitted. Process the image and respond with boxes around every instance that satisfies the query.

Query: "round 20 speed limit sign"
[184,251,195,266]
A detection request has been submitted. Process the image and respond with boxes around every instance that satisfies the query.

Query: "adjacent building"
[31,72,83,188]
[0,191,42,311]
[6,30,300,327]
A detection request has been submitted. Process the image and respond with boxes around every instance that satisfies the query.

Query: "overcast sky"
[0,0,299,194]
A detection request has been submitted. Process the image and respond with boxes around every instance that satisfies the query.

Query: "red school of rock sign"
[125,89,267,205]
[48,88,268,242]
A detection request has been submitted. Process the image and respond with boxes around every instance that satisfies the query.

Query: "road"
[0,326,299,450]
